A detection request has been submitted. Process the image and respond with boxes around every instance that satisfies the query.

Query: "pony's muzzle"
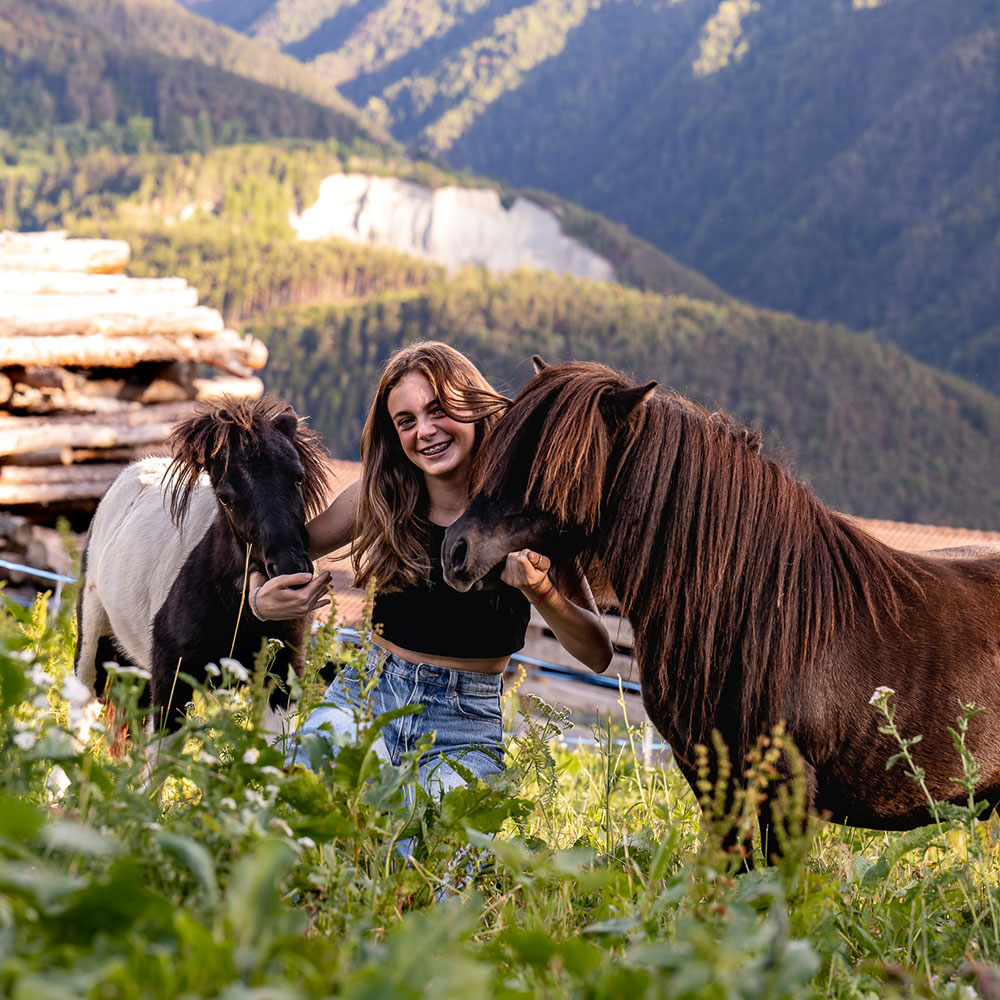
[442,535,474,592]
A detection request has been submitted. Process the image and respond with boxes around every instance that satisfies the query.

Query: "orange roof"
[854,517,1000,552]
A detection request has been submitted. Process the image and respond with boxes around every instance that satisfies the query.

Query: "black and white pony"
[74,396,330,742]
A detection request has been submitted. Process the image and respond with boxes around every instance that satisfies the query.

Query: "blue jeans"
[287,643,505,797]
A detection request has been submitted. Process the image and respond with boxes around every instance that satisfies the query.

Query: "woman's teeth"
[421,441,450,455]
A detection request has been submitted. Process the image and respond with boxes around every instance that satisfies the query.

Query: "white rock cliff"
[290,174,615,282]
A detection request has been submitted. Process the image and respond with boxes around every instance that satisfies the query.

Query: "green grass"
[1,585,998,998]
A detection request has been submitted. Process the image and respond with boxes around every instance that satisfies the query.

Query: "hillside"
[0,0,383,150]
[7,135,1000,527]
[186,0,1000,394]
[250,277,1000,530]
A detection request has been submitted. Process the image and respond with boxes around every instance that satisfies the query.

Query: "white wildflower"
[199,752,220,766]
[264,784,280,798]
[28,667,54,687]
[204,662,221,678]
[869,685,896,707]
[297,836,316,851]
[220,658,249,682]
[270,818,293,838]
[61,675,92,707]
[32,694,50,711]
[13,730,37,751]
[242,747,260,765]
[243,788,267,809]
[261,765,283,779]
[144,821,163,832]
[219,797,238,810]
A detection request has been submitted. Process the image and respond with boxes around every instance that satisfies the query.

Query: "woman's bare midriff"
[371,634,510,675]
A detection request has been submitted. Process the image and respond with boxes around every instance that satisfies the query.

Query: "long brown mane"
[163,395,330,524]
[476,363,927,755]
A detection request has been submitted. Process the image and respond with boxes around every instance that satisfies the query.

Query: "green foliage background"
[7,132,1000,528]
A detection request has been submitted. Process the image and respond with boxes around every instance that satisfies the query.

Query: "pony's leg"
[73,581,112,699]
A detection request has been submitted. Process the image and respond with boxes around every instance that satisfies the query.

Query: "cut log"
[0,232,130,274]
[193,375,265,400]
[0,329,268,375]
[14,444,173,467]
[0,303,222,338]
[0,272,191,295]
[6,385,144,414]
[0,401,196,457]
[0,512,32,548]
[0,463,119,486]
[0,464,124,505]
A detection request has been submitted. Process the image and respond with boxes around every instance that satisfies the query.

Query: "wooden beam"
[0,303,222,337]
[0,329,267,375]
[0,401,195,456]
[0,272,191,295]
[14,444,173,467]
[0,232,130,274]
[0,464,124,505]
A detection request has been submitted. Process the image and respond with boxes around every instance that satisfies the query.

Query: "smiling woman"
[251,341,613,794]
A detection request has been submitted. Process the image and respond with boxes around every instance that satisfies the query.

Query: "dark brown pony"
[442,360,1000,858]
[75,396,330,734]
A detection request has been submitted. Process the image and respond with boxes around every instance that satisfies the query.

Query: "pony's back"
[81,458,218,681]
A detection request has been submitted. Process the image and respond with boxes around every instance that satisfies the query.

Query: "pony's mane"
[163,395,330,524]
[478,363,926,755]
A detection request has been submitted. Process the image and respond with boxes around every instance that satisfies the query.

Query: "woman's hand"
[253,569,332,621]
[501,549,553,603]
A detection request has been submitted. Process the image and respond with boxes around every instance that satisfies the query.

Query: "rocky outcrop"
[290,174,615,282]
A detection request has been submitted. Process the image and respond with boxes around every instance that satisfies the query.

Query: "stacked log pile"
[0,231,268,517]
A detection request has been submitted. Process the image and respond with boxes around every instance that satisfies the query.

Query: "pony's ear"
[532,355,549,374]
[274,408,299,440]
[602,380,658,425]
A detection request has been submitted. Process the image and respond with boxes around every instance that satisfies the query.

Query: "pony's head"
[443,359,655,592]
[164,396,330,578]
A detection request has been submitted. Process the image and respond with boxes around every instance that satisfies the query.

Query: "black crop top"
[371,523,530,658]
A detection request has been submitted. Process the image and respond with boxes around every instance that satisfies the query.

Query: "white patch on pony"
[79,457,218,690]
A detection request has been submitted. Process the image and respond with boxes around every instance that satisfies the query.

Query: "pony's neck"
[593,395,914,752]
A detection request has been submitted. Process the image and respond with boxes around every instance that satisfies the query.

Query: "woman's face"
[386,372,477,482]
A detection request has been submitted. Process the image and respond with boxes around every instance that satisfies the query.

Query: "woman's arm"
[501,550,613,674]
[251,479,362,620]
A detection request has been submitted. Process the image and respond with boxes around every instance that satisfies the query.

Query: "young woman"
[251,342,612,792]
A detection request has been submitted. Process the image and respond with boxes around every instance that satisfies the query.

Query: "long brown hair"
[474,362,927,757]
[353,342,509,591]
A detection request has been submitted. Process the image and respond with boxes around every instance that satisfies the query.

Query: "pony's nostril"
[450,538,468,573]
[266,561,281,579]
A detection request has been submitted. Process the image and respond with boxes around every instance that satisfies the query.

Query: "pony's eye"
[218,494,233,508]
[295,476,304,488]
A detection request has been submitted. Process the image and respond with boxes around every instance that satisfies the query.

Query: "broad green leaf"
[154,830,220,907]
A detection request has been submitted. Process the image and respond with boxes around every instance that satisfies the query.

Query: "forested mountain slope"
[0,0,381,148]
[7,0,1000,528]
[22,139,1000,529]
[183,0,1000,394]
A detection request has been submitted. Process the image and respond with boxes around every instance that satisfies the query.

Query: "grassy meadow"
[2,578,999,1000]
